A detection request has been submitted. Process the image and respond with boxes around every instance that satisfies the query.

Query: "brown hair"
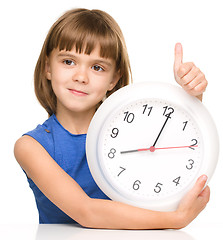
[34,8,132,116]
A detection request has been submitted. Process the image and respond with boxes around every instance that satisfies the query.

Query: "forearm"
[81,198,179,229]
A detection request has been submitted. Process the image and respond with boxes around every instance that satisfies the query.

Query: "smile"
[69,89,88,96]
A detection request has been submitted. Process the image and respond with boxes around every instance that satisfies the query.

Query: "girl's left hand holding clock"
[174,43,208,101]
[176,174,210,228]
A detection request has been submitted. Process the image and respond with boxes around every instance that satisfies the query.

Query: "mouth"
[68,89,88,96]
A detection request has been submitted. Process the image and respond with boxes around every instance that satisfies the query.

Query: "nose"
[72,66,89,84]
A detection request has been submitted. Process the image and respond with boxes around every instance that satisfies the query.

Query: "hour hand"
[120,146,155,154]
[120,149,139,154]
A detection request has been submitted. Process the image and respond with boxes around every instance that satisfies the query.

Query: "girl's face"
[45,45,120,116]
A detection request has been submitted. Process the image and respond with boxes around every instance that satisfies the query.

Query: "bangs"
[47,10,121,63]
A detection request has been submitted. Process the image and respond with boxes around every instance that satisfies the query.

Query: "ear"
[45,57,52,80]
[108,71,121,91]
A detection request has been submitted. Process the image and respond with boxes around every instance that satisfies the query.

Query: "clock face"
[98,98,203,203]
[86,82,218,211]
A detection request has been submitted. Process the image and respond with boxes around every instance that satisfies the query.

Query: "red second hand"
[138,145,198,152]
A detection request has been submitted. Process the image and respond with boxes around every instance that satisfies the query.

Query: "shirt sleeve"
[23,124,55,159]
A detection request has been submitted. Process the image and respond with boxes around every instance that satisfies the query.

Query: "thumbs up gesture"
[174,43,208,101]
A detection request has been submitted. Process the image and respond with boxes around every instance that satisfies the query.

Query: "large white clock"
[86,82,219,211]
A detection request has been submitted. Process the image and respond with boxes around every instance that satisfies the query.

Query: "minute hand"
[153,115,171,147]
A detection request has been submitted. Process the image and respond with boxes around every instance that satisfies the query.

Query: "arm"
[174,43,208,101]
[14,135,209,229]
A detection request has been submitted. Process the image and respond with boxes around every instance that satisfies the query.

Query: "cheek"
[50,69,69,91]
[50,74,67,99]
[50,80,61,100]
[94,79,112,96]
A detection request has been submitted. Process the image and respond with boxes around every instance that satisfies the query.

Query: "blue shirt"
[24,114,109,223]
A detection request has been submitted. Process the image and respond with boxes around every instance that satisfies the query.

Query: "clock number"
[163,106,174,118]
[183,121,188,131]
[186,159,195,170]
[117,167,126,176]
[154,182,163,193]
[110,128,119,138]
[124,111,135,123]
[133,180,141,190]
[189,139,198,150]
[108,148,116,159]
[173,176,181,186]
[142,104,153,116]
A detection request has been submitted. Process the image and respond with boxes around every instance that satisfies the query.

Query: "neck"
[55,107,96,135]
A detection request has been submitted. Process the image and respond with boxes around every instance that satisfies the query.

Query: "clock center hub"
[149,146,155,152]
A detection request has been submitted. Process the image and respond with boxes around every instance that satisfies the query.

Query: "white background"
[0,0,222,228]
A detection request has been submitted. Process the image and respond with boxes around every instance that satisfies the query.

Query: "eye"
[63,59,75,66]
[92,65,104,72]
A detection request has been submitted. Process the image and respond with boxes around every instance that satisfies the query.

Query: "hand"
[175,175,210,228]
[174,43,208,101]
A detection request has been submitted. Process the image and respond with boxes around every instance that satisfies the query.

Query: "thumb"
[174,43,183,73]
[191,175,208,198]
[180,175,208,207]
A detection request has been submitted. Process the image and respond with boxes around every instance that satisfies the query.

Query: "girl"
[14,8,209,229]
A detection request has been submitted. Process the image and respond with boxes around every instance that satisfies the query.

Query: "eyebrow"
[57,52,113,67]
[57,52,76,58]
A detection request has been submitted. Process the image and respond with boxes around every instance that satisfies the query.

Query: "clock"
[86,82,219,211]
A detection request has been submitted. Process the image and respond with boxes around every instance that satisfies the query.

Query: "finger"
[182,175,208,205]
[185,73,205,90]
[199,186,210,199]
[191,175,208,198]
[194,79,208,93]
[174,43,183,72]
[186,80,208,97]
[177,62,194,79]
[181,66,200,85]
[198,186,210,211]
